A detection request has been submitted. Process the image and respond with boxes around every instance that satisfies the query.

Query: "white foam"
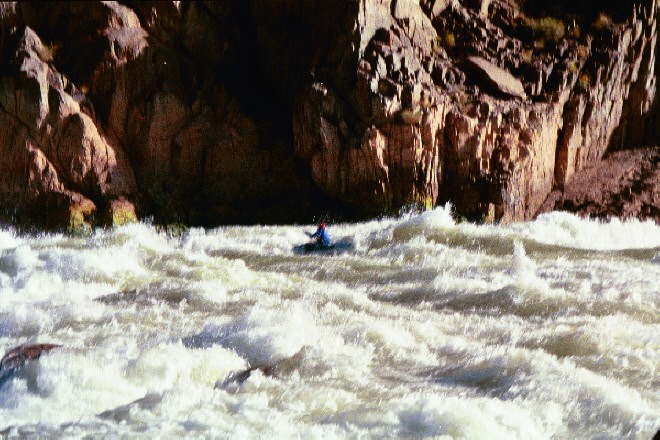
[129,342,247,392]
[0,228,20,251]
[391,205,456,241]
[1,214,657,437]
[0,244,39,279]
[396,393,558,438]
[205,301,320,367]
[516,212,660,250]
[0,349,142,426]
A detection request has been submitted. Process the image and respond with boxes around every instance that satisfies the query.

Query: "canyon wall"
[0,0,657,229]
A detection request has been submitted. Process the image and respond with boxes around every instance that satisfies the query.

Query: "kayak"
[293,238,354,255]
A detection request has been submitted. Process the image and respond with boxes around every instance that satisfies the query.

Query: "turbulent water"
[0,207,658,439]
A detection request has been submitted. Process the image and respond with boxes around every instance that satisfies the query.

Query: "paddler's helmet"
[320,222,327,229]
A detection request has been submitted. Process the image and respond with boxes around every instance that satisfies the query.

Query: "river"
[0,207,658,438]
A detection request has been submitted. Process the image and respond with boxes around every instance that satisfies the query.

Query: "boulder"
[0,343,61,388]
[464,56,527,99]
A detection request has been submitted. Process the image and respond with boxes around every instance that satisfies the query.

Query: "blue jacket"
[309,226,330,246]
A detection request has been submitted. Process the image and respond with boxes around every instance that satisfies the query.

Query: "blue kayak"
[293,238,354,255]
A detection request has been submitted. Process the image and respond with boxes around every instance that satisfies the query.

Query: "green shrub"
[444,33,456,49]
[111,207,137,226]
[37,42,60,64]
[592,12,612,30]
[526,17,565,44]
[577,72,591,91]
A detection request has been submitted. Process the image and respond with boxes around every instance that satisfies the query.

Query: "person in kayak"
[307,222,330,247]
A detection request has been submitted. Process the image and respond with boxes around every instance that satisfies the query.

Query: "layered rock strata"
[0,1,657,229]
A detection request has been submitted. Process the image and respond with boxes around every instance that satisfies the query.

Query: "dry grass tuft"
[592,12,612,30]
[36,42,60,64]
[526,17,565,44]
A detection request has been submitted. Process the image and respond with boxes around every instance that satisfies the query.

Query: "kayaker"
[307,222,330,247]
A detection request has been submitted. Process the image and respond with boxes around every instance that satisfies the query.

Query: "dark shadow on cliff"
[521,0,633,23]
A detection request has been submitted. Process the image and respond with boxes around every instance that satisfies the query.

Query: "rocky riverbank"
[539,146,659,221]
[0,1,658,230]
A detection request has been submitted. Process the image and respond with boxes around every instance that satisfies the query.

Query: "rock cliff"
[0,0,657,229]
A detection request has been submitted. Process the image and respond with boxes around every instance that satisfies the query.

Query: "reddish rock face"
[0,1,657,228]
[292,0,658,222]
[0,22,137,229]
[539,147,659,221]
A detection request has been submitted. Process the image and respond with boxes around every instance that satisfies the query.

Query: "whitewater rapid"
[0,207,658,438]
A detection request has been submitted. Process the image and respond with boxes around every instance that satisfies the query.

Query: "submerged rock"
[215,347,308,392]
[0,343,61,387]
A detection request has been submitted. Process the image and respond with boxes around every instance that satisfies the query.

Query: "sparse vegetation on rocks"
[592,12,613,30]
[36,42,60,63]
[525,16,566,45]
